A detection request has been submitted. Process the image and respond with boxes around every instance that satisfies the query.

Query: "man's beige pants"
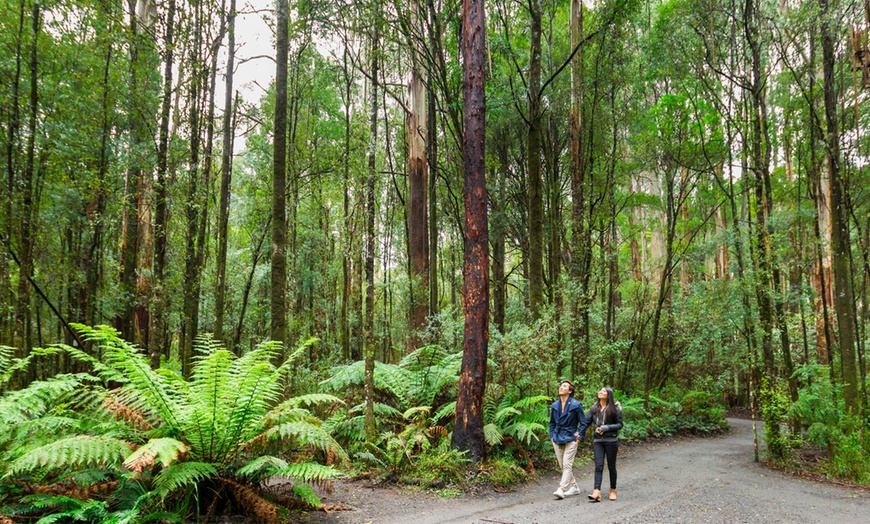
[552,440,579,492]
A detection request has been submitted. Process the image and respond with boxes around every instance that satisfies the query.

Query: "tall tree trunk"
[215,0,237,344]
[428,64,439,319]
[272,0,289,347]
[340,45,352,360]
[452,0,488,462]
[364,2,380,443]
[821,0,860,413]
[150,0,177,368]
[527,0,544,319]
[1,0,25,346]
[569,0,588,377]
[492,134,507,334]
[15,0,40,358]
[407,0,429,350]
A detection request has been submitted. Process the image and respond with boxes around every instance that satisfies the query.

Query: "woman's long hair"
[590,387,618,423]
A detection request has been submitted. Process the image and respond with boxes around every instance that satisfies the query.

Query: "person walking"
[583,386,623,502]
[548,380,586,499]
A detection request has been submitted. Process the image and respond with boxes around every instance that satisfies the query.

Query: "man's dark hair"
[560,380,575,396]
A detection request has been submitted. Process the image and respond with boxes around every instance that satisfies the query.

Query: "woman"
[583,386,623,502]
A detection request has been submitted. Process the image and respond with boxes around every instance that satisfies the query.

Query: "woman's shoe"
[587,489,601,502]
[609,489,617,501]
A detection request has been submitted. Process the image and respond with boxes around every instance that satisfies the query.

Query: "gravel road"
[304,418,869,524]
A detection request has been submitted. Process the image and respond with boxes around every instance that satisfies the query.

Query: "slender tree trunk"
[150,0,177,367]
[364,3,381,443]
[2,0,25,346]
[407,0,429,350]
[452,0,488,462]
[821,0,860,413]
[569,0,588,377]
[492,135,507,334]
[215,0,237,343]
[527,0,544,319]
[272,0,289,347]
[341,46,352,360]
[16,0,40,358]
[428,64,439,319]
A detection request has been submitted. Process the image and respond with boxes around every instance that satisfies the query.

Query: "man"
[548,379,586,499]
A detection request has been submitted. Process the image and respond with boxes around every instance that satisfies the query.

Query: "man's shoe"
[564,487,581,497]
[609,489,617,501]
[553,488,565,499]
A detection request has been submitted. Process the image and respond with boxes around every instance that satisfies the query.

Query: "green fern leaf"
[124,438,187,473]
[265,421,348,462]
[151,461,217,500]
[432,401,456,423]
[293,482,322,508]
[7,436,131,476]
[237,455,288,479]
[276,462,341,482]
[483,423,503,446]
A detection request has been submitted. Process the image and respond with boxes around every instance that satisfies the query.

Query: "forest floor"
[298,418,870,524]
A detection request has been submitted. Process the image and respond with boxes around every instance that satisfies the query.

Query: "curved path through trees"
[307,419,869,524]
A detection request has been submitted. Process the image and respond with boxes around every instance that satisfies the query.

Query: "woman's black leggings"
[593,440,619,490]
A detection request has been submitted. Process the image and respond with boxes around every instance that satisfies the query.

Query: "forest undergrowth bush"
[0,325,346,523]
[786,365,870,485]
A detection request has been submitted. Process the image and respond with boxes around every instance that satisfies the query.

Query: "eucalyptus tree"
[214,0,237,344]
[452,0,488,461]
[272,0,289,348]
[820,0,860,414]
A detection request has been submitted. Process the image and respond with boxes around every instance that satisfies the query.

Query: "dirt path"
[303,419,869,524]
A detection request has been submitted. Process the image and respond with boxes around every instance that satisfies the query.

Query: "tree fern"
[6,436,131,477]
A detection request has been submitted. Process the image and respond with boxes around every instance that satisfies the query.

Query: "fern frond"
[123,438,187,473]
[0,374,95,424]
[7,436,132,477]
[373,362,413,400]
[511,395,551,410]
[493,406,522,425]
[504,422,546,445]
[432,401,456,423]
[73,325,182,431]
[483,423,503,446]
[402,405,431,421]
[0,346,60,390]
[236,455,288,479]
[291,482,322,509]
[150,462,217,500]
[275,462,341,483]
[264,421,348,462]
[321,361,365,391]
[100,395,154,432]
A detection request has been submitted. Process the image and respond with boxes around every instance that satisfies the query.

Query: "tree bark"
[15,0,40,358]
[821,0,860,413]
[215,0,237,344]
[272,0,289,347]
[452,0,488,462]
[150,0,177,367]
[407,0,429,350]
[1,0,25,347]
[527,0,544,319]
[364,2,381,443]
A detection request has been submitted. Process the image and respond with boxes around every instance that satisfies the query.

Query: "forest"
[0,0,868,522]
